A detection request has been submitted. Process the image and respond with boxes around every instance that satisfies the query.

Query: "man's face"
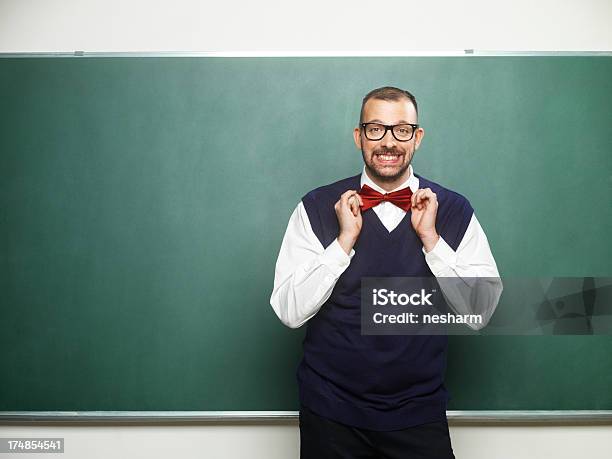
[353,98,424,184]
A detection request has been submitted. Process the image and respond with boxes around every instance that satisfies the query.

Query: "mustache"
[373,148,403,155]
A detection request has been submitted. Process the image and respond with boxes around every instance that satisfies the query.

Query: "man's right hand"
[334,190,363,255]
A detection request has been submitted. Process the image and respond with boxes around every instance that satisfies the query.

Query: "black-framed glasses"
[360,123,419,142]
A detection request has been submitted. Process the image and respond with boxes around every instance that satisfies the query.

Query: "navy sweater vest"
[297,173,473,431]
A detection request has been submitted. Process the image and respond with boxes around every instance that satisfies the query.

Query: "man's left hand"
[410,188,440,252]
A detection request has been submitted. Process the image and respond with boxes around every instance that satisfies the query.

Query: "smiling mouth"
[374,153,402,164]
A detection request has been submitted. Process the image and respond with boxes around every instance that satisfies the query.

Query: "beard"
[362,146,413,183]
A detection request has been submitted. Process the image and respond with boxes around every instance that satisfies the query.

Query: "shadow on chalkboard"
[536,277,612,334]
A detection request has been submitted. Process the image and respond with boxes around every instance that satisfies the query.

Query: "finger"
[417,190,429,210]
[340,190,358,209]
[419,189,437,207]
[417,189,437,211]
[420,188,435,199]
[417,193,427,207]
[340,189,357,204]
[412,189,422,208]
[412,188,426,207]
[348,195,359,216]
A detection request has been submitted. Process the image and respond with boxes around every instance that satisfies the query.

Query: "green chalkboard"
[1,56,611,412]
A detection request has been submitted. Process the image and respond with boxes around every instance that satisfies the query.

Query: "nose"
[380,128,396,148]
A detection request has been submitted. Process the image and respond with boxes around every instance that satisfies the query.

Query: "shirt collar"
[360,165,419,194]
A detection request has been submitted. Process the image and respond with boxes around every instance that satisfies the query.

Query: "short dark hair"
[359,86,418,123]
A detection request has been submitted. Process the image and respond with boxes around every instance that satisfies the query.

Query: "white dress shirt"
[270,165,502,330]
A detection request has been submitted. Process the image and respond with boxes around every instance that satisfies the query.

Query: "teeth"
[378,154,398,160]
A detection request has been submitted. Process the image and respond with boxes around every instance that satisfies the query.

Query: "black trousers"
[299,405,456,459]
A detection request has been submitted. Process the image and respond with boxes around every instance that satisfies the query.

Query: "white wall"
[1,0,611,52]
[1,422,612,458]
[1,1,611,457]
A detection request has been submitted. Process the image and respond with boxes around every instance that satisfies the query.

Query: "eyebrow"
[365,119,413,124]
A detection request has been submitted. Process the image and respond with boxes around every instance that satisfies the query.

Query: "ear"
[413,127,425,150]
[353,126,362,150]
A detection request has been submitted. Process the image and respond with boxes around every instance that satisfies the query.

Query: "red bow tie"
[358,184,413,212]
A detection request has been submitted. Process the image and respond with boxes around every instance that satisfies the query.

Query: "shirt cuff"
[318,238,354,278]
[423,236,457,276]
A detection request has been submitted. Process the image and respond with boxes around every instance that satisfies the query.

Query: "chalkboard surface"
[1,56,611,411]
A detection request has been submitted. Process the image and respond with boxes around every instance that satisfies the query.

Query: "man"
[270,87,501,458]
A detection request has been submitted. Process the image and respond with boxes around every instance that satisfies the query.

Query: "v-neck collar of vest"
[364,206,412,239]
